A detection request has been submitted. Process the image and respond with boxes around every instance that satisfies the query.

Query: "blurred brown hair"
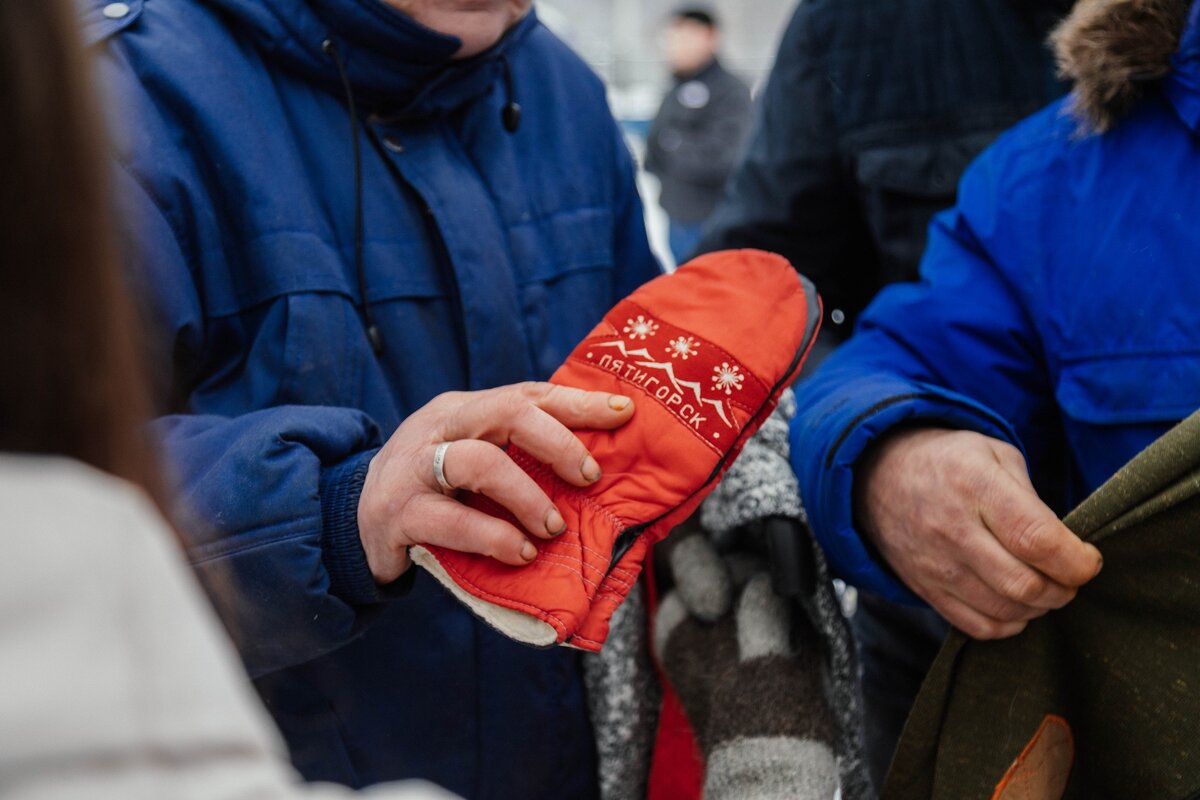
[0,0,166,508]
[1053,0,1190,133]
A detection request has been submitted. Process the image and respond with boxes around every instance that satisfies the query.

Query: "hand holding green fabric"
[886,410,1200,800]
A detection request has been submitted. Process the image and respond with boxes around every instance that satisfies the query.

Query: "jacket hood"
[198,0,536,113]
[1052,0,1193,132]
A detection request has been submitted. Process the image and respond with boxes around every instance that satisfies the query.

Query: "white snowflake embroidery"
[711,362,744,395]
[623,314,659,340]
[665,335,699,360]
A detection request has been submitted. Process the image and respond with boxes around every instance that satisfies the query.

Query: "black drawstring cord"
[319,38,517,356]
[322,38,383,355]
[499,55,522,133]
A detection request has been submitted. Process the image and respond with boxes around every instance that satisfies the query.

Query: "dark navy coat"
[86,0,660,795]
[791,6,1200,603]
[699,0,1069,340]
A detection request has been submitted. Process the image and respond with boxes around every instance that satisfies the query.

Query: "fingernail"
[608,394,631,411]
[521,541,537,562]
[581,455,602,483]
[545,508,566,535]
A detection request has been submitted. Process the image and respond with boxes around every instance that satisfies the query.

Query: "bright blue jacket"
[791,6,1200,603]
[87,0,659,795]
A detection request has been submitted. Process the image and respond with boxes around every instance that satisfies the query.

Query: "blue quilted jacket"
[792,3,1200,603]
[86,0,660,795]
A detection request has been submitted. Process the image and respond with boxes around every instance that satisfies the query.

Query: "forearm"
[790,344,1023,601]
[155,406,400,676]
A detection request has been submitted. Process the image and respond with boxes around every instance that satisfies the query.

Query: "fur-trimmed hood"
[1053,0,1193,131]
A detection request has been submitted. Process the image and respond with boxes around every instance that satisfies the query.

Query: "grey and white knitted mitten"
[657,390,871,800]
[656,525,838,800]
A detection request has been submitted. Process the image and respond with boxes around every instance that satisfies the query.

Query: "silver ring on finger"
[433,441,457,494]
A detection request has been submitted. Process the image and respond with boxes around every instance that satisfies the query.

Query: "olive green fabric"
[885,411,1200,800]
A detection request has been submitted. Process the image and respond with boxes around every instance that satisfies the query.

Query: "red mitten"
[410,250,820,651]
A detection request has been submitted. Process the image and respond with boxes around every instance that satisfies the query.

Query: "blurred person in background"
[645,6,752,264]
[0,2,452,797]
[694,0,1071,791]
[86,0,660,797]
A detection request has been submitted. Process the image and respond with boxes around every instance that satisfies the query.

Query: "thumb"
[671,529,733,622]
[653,591,688,665]
[735,573,793,661]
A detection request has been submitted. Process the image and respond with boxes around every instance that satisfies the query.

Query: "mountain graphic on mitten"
[410,249,821,651]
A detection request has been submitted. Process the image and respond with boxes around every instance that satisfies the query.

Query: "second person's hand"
[854,428,1103,639]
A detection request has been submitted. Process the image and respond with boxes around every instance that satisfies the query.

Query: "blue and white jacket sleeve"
[790,144,1058,603]
[116,168,399,679]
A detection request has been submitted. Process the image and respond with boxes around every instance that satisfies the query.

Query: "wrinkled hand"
[358,382,634,583]
[855,428,1103,640]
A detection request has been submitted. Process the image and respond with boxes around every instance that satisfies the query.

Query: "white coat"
[0,455,456,800]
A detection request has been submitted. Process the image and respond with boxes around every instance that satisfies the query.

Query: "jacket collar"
[199,0,537,113]
[1166,1,1200,131]
[672,57,721,84]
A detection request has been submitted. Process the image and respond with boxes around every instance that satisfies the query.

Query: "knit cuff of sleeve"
[792,381,1023,605]
[319,449,414,605]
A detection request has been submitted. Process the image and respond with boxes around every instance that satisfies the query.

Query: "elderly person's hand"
[358,382,634,583]
[854,428,1104,640]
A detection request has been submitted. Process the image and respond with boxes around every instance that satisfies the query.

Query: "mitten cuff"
[411,455,628,648]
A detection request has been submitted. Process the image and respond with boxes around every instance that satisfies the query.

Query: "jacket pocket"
[853,132,999,198]
[1055,352,1200,425]
[852,132,1000,283]
[509,207,615,284]
[196,231,453,416]
[513,208,617,378]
